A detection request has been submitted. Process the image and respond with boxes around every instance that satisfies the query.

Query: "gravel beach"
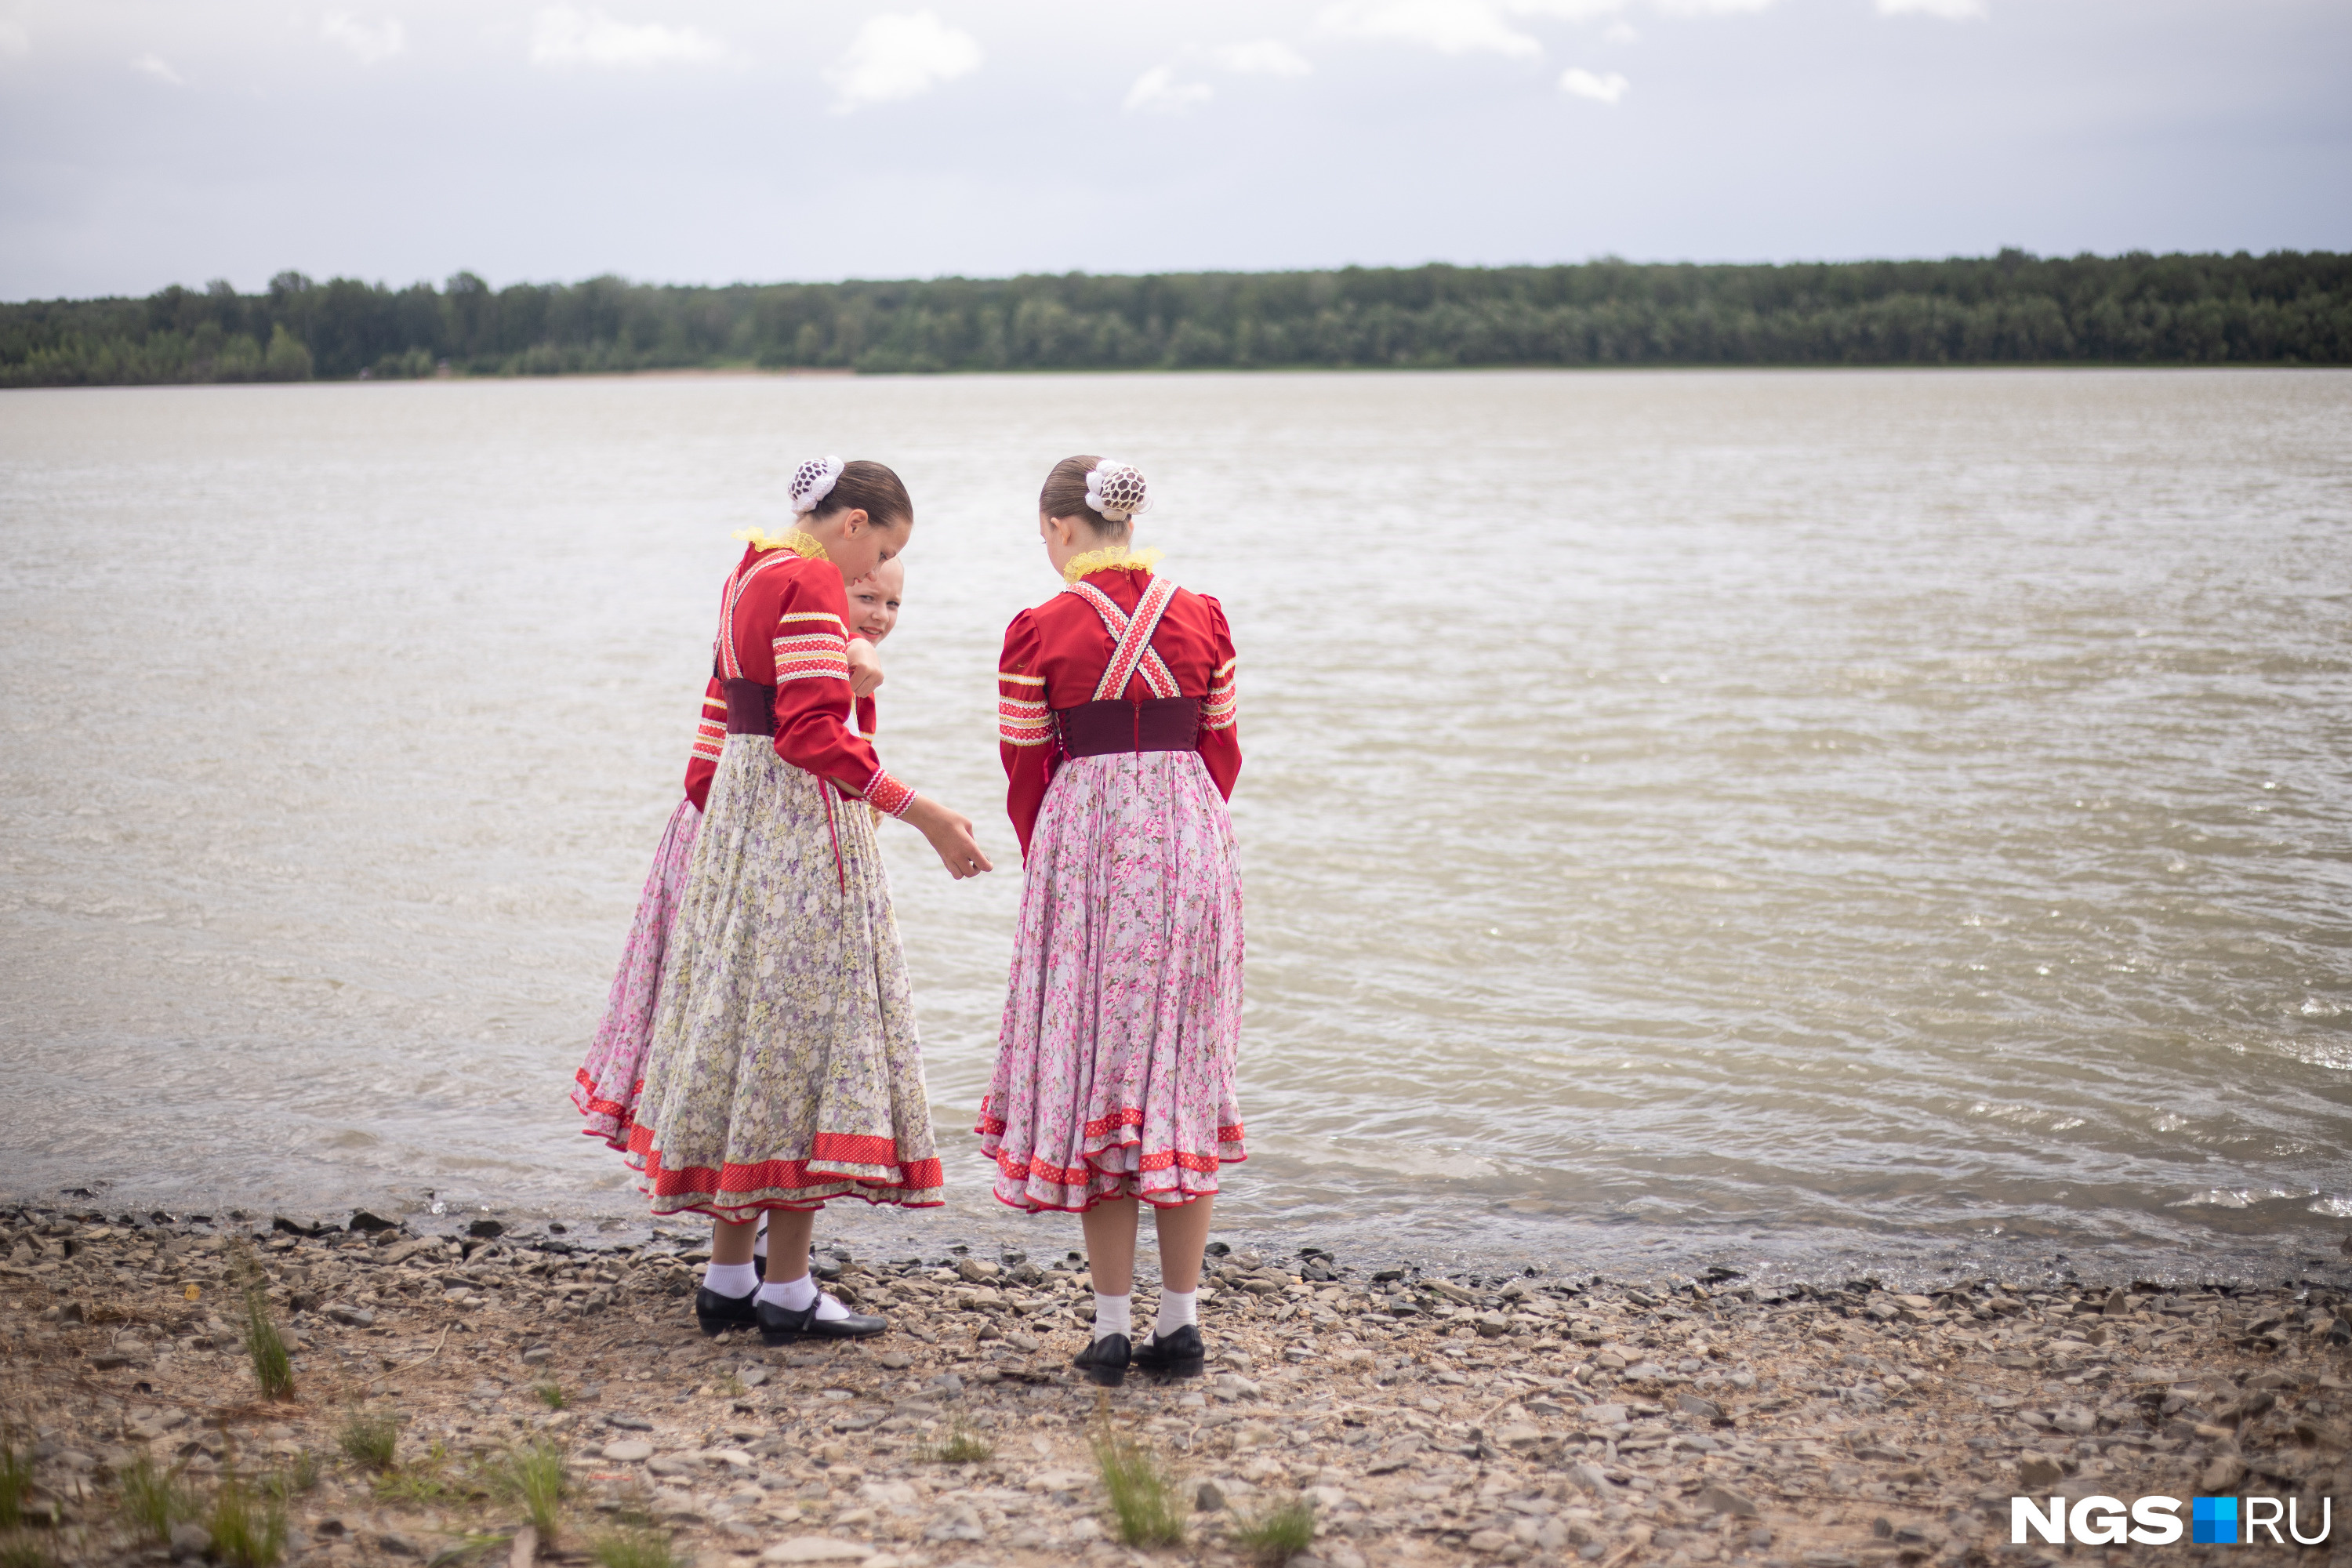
[4,1201,2348,1567]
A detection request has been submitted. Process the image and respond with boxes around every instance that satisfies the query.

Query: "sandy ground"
[4,1200,2349,1567]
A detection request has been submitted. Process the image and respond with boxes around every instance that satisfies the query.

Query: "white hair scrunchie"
[787,456,844,516]
[1084,460,1150,524]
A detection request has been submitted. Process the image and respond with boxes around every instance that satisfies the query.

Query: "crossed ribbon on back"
[1064,575,1181,701]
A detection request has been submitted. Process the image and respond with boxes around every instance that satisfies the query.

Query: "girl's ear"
[841,507,870,537]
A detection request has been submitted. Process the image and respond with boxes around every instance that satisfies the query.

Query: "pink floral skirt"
[572,797,700,1152]
[978,750,1246,1212]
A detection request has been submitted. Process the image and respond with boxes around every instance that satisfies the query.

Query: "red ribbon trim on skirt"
[625,1123,942,1198]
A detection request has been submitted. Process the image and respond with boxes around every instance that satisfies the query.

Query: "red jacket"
[682,543,909,818]
[996,567,1240,858]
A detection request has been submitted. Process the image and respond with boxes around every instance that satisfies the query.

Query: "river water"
[2,368,2347,1287]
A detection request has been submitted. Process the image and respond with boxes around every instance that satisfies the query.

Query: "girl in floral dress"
[980,456,1243,1385]
[572,559,905,1277]
[630,460,989,1345]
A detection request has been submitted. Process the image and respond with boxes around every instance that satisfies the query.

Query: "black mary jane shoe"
[1073,1332,1131,1388]
[1131,1323,1206,1380]
[757,1294,888,1347]
[694,1285,760,1338]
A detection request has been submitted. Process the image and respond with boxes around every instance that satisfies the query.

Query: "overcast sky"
[2,0,2347,299]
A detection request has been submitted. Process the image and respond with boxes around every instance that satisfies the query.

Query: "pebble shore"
[4,1201,2349,1567]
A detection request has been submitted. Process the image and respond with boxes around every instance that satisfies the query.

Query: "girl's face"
[809,507,911,584]
[844,558,904,643]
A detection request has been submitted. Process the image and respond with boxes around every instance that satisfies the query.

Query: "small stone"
[1566,1462,1613,1495]
[1196,1480,1227,1512]
[376,1533,427,1558]
[2051,1404,2096,1435]
[1676,1393,1722,1421]
[954,1258,1000,1283]
[1497,1423,1544,1450]
[875,1351,911,1370]
[2016,1455,2063,1489]
[760,1540,875,1563]
[1694,1483,1758,1517]
[1468,1529,1514,1553]
[468,1218,505,1238]
[1584,1404,1628,1428]
[2200,1455,2248,1492]
[602,1439,655,1463]
[520,1345,554,1367]
[169,1522,211,1555]
[325,1303,375,1327]
[347,1210,398,1232]
[1474,1312,1512,1339]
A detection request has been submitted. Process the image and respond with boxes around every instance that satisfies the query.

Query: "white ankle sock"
[1093,1292,1132,1341]
[1153,1288,1197,1339]
[704,1261,759,1298]
[757,1275,851,1322]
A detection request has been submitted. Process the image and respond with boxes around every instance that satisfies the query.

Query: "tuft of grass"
[534,1382,567,1410]
[239,1283,295,1400]
[919,1421,996,1465]
[118,1454,200,1544]
[1091,1427,1185,1548]
[337,1413,401,1472]
[206,1468,288,1568]
[0,1537,55,1568]
[263,1450,320,1501]
[0,1438,29,1530]
[589,1524,684,1568]
[1228,1495,1318,1566]
[495,1441,568,1542]
[372,1443,460,1505]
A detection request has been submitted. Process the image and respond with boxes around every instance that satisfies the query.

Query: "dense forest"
[3,249,2347,387]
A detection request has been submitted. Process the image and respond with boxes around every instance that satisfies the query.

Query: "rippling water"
[3,369,2347,1283]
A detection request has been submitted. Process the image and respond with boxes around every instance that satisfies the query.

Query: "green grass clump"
[534,1382,567,1410]
[1228,1496,1318,1566]
[240,1286,295,1400]
[0,1438,30,1530]
[263,1450,319,1501]
[118,1454,199,1544]
[336,1414,401,1472]
[589,1525,683,1568]
[372,1443,462,1505]
[1091,1428,1185,1547]
[206,1469,287,1568]
[0,1537,55,1568]
[495,1441,568,1542]
[919,1422,995,1465]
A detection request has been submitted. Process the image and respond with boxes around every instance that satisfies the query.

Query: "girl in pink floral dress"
[979,456,1243,1385]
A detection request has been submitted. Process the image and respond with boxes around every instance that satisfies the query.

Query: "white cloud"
[1508,0,1628,19]
[826,11,982,111]
[1602,20,1639,42]
[1877,0,1986,15]
[1560,65,1629,102]
[529,6,725,71]
[321,12,405,67]
[1212,39,1314,77]
[1318,2,1543,59]
[129,52,183,84]
[0,20,28,58]
[1653,0,1775,12]
[1124,64,1215,114]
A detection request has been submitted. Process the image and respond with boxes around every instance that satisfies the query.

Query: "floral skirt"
[626,735,942,1219]
[978,750,1246,1213]
[572,797,701,1152]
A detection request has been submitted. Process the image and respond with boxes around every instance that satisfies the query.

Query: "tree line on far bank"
[3,249,2347,388]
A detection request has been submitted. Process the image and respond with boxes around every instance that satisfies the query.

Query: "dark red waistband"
[1058,697,1202,759]
[723,678,775,736]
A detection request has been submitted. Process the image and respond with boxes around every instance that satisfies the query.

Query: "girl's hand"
[902,797,993,879]
[847,639,885,700]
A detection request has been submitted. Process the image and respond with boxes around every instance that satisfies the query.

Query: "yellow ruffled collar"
[1061,544,1163,585]
[733,527,826,560]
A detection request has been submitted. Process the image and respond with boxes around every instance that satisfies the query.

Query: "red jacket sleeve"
[683,675,724,811]
[1196,593,1240,800]
[996,612,1054,860]
[769,575,915,818]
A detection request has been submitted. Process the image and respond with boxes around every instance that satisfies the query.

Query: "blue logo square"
[2192,1497,2238,1544]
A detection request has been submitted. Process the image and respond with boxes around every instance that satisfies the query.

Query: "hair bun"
[1084,460,1149,524]
[787,456,844,516]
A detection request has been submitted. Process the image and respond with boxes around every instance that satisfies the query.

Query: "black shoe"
[1073,1333,1130,1387]
[695,1285,760,1338]
[756,1294,887,1346]
[1132,1323,1205,1379]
